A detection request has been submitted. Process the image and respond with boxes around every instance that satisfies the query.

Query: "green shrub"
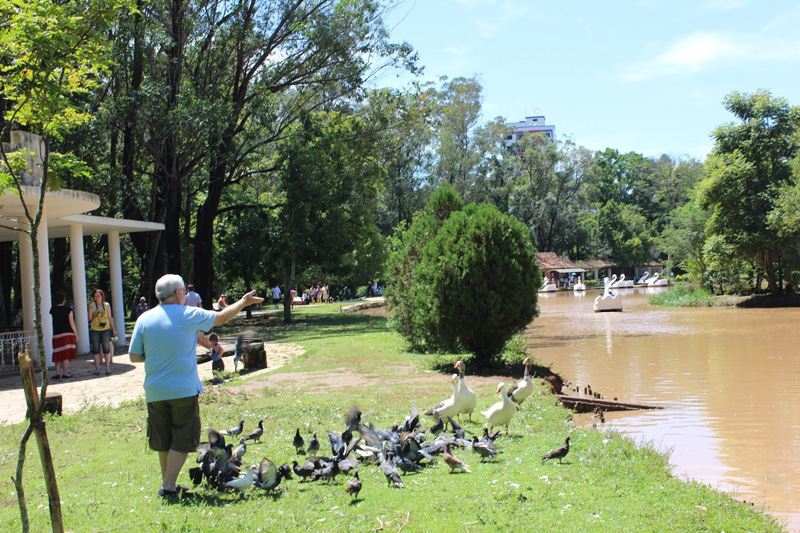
[650,284,714,307]
[410,203,540,363]
[386,186,464,351]
[499,334,530,366]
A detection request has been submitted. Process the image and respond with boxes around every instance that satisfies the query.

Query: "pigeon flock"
[189,360,572,499]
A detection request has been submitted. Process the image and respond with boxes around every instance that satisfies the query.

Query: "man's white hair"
[155,274,185,303]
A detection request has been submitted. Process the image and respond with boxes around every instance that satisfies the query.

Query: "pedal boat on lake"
[593,277,622,312]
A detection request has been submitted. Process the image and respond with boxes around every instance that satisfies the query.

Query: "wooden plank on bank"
[557,394,664,413]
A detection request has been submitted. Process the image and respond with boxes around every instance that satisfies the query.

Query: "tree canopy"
[698,90,800,292]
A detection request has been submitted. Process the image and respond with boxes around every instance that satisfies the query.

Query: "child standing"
[208,333,225,372]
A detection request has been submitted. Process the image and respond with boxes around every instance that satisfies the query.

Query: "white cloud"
[657,32,741,71]
[700,0,749,10]
[624,30,800,81]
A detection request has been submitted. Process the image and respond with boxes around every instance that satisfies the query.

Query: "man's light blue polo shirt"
[130,304,217,403]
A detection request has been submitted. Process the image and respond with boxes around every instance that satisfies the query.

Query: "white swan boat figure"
[646,272,669,286]
[539,278,557,292]
[593,276,623,312]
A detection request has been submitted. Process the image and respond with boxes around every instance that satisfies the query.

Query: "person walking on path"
[89,289,116,376]
[184,284,202,307]
[271,284,282,309]
[50,291,78,379]
[128,274,262,499]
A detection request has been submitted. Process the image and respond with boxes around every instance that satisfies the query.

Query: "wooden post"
[19,346,64,533]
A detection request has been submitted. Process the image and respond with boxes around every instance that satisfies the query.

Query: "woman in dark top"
[50,291,78,379]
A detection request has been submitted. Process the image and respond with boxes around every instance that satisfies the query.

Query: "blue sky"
[379,0,800,160]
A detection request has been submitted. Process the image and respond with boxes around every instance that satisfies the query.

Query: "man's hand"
[213,290,265,327]
[241,290,264,307]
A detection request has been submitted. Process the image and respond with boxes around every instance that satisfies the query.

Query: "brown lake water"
[525,288,800,531]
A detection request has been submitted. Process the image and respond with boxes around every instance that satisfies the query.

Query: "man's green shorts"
[146,395,201,453]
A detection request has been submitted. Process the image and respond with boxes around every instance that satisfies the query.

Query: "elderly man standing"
[129,274,263,499]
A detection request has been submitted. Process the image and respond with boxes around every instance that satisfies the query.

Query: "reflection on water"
[526,289,800,530]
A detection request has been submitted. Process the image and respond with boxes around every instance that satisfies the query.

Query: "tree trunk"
[194,128,233,308]
[18,348,63,533]
[281,256,295,323]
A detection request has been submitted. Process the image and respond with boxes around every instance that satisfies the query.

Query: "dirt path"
[0,341,305,425]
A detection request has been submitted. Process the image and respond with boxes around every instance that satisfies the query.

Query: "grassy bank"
[0,305,783,531]
[649,284,743,307]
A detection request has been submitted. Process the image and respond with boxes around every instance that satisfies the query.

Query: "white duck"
[481,382,516,435]
[454,360,477,421]
[507,357,535,405]
[423,374,462,428]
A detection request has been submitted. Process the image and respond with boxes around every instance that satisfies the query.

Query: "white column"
[70,223,90,354]
[37,210,53,367]
[18,232,35,334]
[107,230,125,345]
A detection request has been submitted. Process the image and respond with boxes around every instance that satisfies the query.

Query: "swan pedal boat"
[593,276,623,312]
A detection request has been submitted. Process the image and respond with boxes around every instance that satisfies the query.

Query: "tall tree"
[660,195,710,282]
[1,0,126,529]
[98,0,416,306]
[698,90,800,292]
[430,76,484,196]
[369,88,435,235]
[271,111,386,321]
[508,134,598,253]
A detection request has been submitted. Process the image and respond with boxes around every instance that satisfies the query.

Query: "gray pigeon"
[220,420,244,438]
[345,470,362,499]
[243,419,264,443]
[233,330,258,372]
[541,436,570,464]
[231,439,247,463]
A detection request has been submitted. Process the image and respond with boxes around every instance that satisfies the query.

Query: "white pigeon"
[223,465,257,497]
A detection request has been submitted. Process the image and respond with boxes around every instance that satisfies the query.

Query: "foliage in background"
[0,0,131,529]
[508,134,598,254]
[271,111,386,321]
[660,195,710,284]
[698,90,800,293]
[595,199,656,268]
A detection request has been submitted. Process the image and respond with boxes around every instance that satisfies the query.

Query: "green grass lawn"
[649,283,744,307]
[0,305,784,531]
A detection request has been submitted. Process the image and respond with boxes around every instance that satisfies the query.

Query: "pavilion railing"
[0,330,37,372]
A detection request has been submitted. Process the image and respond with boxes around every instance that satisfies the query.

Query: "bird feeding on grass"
[220,419,244,438]
[541,436,570,464]
[224,465,257,497]
[443,442,471,473]
[345,470,362,499]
